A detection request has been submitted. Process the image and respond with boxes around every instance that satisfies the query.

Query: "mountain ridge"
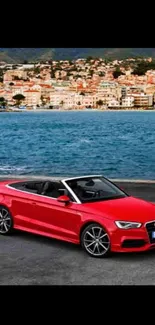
[0,48,155,63]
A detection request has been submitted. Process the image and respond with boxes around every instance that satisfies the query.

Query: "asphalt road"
[1,176,155,285]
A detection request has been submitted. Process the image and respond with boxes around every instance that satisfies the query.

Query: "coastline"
[1,108,155,113]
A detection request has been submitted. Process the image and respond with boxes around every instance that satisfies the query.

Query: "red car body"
[0,176,155,254]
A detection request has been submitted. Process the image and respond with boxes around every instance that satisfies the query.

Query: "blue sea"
[0,110,155,179]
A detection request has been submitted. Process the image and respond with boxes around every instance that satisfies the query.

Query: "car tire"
[0,205,13,235]
[81,223,111,258]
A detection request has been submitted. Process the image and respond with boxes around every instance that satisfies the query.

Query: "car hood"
[82,196,155,222]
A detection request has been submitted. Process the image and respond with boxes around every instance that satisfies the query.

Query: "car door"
[10,189,38,231]
[27,194,81,243]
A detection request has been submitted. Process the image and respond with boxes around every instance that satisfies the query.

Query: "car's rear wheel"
[0,206,13,235]
[81,223,111,258]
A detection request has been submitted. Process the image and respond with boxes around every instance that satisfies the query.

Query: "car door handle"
[31,202,36,205]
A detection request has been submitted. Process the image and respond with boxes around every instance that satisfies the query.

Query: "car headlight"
[115,221,142,229]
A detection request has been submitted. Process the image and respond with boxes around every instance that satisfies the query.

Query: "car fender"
[0,195,13,209]
[79,214,113,237]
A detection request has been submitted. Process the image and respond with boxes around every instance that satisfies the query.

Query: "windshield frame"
[63,175,129,204]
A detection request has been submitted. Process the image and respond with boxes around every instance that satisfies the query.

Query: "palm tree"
[60,100,64,109]
[96,100,103,108]
[0,97,7,108]
[40,95,45,107]
[77,101,81,109]
[13,94,25,107]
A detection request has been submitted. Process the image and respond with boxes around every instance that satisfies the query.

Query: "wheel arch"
[0,203,13,215]
[79,220,104,240]
[0,195,14,218]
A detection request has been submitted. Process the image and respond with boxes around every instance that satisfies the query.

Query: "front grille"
[122,239,146,248]
[145,221,155,243]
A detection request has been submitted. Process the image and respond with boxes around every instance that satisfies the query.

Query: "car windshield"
[66,177,128,203]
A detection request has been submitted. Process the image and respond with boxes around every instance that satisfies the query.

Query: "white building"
[50,91,97,109]
[108,99,120,108]
[20,64,35,70]
[23,90,41,108]
[121,96,134,107]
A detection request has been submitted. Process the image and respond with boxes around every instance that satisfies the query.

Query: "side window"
[42,181,75,200]
[43,182,60,198]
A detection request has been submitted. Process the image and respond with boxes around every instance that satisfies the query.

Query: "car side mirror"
[57,195,70,205]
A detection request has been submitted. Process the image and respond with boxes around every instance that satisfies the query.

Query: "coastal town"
[0,56,155,110]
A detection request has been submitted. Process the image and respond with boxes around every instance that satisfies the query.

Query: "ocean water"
[0,110,155,179]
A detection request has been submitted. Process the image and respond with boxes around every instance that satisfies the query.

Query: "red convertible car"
[0,175,155,258]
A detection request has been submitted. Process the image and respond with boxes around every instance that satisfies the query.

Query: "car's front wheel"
[0,206,13,235]
[81,223,111,258]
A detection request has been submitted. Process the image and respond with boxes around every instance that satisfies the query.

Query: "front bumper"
[110,223,155,253]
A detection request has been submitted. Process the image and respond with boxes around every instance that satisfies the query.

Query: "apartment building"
[133,94,153,107]
[50,91,70,108]
[127,86,144,95]
[24,90,41,107]
[97,81,119,96]
[121,96,134,107]
[5,90,13,104]
[50,91,97,109]
[108,99,120,108]
[11,84,25,96]
[95,82,120,105]
[81,94,97,108]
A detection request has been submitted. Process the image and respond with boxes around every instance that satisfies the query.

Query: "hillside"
[0,48,155,63]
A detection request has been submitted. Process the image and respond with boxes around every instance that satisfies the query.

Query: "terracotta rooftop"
[24,90,39,93]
